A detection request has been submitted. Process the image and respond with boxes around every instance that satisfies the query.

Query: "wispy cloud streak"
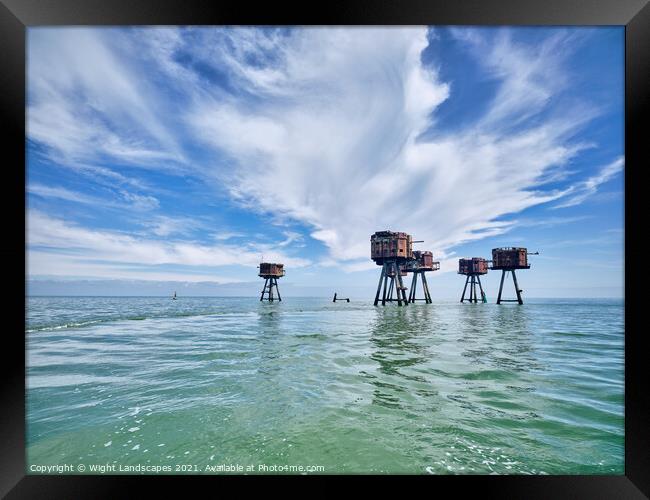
[552,157,624,208]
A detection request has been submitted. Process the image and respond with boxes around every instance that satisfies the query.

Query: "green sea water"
[26,297,624,475]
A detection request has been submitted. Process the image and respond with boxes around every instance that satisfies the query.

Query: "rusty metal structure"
[258,262,285,302]
[490,248,538,304]
[371,231,413,262]
[458,258,488,303]
[381,264,410,303]
[406,251,440,303]
[371,231,413,306]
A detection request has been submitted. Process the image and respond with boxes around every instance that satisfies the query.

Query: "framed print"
[2,0,648,497]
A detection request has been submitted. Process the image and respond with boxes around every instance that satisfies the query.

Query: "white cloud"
[457,29,577,130]
[26,210,311,280]
[277,231,304,247]
[210,231,245,241]
[27,252,242,283]
[552,157,624,208]
[28,182,161,212]
[141,215,209,237]
[28,183,101,205]
[119,191,160,211]
[27,27,185,169]
[509,215,593,228]
[184,27,600,268]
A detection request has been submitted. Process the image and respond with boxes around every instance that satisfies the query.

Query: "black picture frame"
[2,0,647,497]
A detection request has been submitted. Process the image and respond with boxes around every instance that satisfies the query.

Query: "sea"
[26,296,624,475]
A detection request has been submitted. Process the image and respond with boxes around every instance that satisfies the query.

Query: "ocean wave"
[25,310,235,333]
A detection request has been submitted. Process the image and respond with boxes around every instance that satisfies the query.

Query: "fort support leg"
[477,275,486,303]
[382,272,389,305]
[392,263,402,306]
[421,272,432,303]
[260,278,268,301]
[512,270,523,304]
[275,278,282,302]
[461,275,470,303]
[409,273,417,303]
[374,264,386,306]
[473,275,478,303]
[388,276,394,301]
[269,279,274,302]
[395,264,408,306]
[497,270,506,305]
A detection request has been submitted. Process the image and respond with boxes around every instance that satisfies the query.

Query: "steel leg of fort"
[397,265,408,306]
[392,263,402,306]
[497,270,506,305]
[374,264,385,306]
[512,270,523,304]
[409,273,417,303]
[461,275,469,303]
[392,263,401,306]
[477,275,485,303]
[422,272,432,303]
[382,272,389,305]
[260,278,268,301]
[400,265,409,305]
[275,278,282,302]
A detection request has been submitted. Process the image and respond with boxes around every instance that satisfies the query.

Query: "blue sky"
[26,27,624,298]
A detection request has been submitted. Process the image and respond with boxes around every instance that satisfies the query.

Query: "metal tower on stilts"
[458,258,488,303]
[490,248,538,304]
[371,231,413,306]
[376,260,410,306]
[407,251,440,303]
[258,262,285,302]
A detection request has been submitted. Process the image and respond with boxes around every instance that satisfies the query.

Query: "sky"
[26,26,624,298]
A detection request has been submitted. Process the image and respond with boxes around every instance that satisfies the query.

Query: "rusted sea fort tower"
[406,251,440,303]
[371,231,413,306]
[491,248,537,304]
[458,258,488,303]
[258,262,285,302]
